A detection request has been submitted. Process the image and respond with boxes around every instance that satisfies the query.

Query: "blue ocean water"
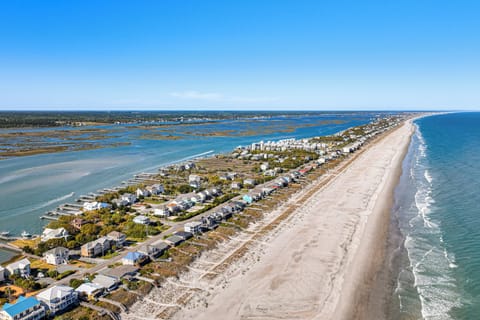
[393,112,480,319]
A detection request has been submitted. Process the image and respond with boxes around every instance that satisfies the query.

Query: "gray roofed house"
[6,258,30,278]
[93,274,119,292]
[106,231,126,247]
[81,237,112,258]
[100,265,139,280]
[165,235,184,246]
[139,242,170,258]
[243,178,257,186]
[174,231,193,240]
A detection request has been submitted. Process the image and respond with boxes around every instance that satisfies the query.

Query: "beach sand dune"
[125,121,413,320]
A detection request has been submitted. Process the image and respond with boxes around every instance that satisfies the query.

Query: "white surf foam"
[424,170,433,184]
[404,126,462,320]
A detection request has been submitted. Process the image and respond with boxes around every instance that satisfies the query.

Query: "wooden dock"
[40,215,59,221]
[0,237,21,244]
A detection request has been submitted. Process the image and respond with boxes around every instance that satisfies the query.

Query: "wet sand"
[125,120,414,320]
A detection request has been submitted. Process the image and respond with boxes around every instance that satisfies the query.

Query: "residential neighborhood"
[0,116,405,319]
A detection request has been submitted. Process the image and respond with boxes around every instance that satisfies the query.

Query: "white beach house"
[41,227,69,242]
[6,258,30,278]
[43,247,69,265]
[184,221,202,234]
[36,285,78,315]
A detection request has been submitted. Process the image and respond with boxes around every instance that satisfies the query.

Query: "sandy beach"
[123,120,414,320]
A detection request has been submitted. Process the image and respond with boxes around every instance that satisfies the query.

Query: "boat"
[21,231,32,239]
[0,231,10,236]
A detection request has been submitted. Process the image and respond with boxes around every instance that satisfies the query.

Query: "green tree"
[80,223,100,235]
[69,278,84,289]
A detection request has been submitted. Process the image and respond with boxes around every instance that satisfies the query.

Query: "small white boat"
[21,231,32,239]
[0,231,10,236]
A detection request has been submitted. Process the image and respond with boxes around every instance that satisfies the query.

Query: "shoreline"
[122,119,415,319]
[0,114,374,237]
[336,120,415,319]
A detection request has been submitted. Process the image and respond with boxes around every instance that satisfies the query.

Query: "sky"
[0,0,479,111]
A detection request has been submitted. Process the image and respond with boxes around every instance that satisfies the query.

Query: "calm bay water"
[393,112,480,319]
[0,113,377,248]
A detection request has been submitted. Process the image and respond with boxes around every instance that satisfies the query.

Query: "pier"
[0,236,21,242]
[40,215,59,221]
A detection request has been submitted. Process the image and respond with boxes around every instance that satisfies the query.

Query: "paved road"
[54,193,250,286]
[51,126,391,288]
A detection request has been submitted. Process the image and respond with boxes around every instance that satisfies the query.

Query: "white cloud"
[170,90,223,100]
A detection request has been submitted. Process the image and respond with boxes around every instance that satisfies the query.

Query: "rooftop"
[7,258,30,270]
[37,285,75,301]
[123,251,144,261]
[75,283,103,295]
[2,296,41,317]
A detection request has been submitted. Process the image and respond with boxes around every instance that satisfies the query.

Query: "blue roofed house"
[242,194,253,204]
[0,296,46,320]
[121,251,147,266]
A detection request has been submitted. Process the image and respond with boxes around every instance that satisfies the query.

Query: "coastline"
[335,120,415,319]
[0,113,373,237]
[123,119,415,319]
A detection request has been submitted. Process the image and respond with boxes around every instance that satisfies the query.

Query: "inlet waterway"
[0,112,380,262]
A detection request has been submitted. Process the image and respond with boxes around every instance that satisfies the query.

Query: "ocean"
[392,112,480,319]
[0,112,382,263]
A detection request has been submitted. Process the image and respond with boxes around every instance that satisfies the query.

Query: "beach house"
[230,181,242,190]
[188,174,201,189]
[153,207,170,217]
[185,162,196,170]
[93,274,118,292]
[6,258,30,278]
[121,251,147,266]
[174,231,193,241]
[165,235,184,247]
[43,247,69,265]
[242,194,253,204]
[136,188,151,198]
[138,242,170,259]
[260,162,270,171]
[71,218,87,230]
[81,237,112,257]
[75,283,103,300]
[106,231,126,248]
[83,201,110,211]
[197,191,208,202]
[133,215,150,225]
[190,194,202,204]
[0,296,46,320]
[147,184,164,195]
[41,227,69,242]
[121,193,137,205]
[36,285,78,316]
[184,221,202,234]
[243,178,257,187]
